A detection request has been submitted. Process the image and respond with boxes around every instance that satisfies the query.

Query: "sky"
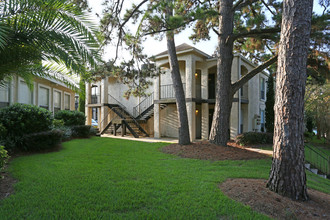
[87,0,326,62]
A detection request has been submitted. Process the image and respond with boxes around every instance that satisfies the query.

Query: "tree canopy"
[0,0,101,86]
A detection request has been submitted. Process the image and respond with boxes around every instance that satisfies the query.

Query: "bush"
[0,145,9,171]
[22,130,63,152]
[54,110,85,126]
[53,119,65,128]
[304,131,314,139]
[56,126,73,141]
[0,123,7,138]
[89,127,98,136]
[0,104,53,136]
[236,132,273,146]
[72,125,91,138]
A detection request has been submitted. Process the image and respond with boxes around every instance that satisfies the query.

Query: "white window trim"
[38,83,51,110]
[18,77,33,104]
[64,92,71,110]
[53,88,62,112]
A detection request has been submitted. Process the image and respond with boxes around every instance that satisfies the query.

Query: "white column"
[201,103,209,139]
[85,82,91,125]
[154,75,161,138]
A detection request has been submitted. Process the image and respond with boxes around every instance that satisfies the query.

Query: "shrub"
[56,126,73,141]
[71,125,91,138]
[53,119,65,128]
[89,127,98,136]
[0,123,7,138]
[22,130,63,152]
[54,110,85,126]
[0,145,9,171]
[236,132,273,146]
[0,104,53,136]
[304,131,314,139]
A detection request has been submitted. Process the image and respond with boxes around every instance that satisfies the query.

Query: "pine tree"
[267,0,313,201]
[265,74,275,133]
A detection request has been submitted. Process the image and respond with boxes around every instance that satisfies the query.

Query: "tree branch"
[261,0,276,16]
[231,55,278,93]
[233,0,259,11]
[212,27,221,37]
[232,28,280,40]
[118,0,148,30]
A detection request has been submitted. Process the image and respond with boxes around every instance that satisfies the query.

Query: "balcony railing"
[160,83,186,99]
[241,84,249,100]
[90,94,100,104]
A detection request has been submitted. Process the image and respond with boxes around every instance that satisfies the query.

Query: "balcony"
[240,84,249,102]
[160,83,186,99]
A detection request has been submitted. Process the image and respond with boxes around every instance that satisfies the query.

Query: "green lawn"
[0,137,329,219]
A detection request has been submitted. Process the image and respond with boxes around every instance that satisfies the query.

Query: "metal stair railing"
[133,93,154,118]
[305,144,330,176]
[108,94,128,111]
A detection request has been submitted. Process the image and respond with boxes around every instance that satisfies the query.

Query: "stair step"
[310,168,318,174]
[305,164,311,169]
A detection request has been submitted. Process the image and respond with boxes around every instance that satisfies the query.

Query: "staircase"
[99,95,149,138]
[133,93,167,120]
[305,145,330,179]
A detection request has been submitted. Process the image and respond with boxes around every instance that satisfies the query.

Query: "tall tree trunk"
[165,4,190,145]
[209,0,234,146]
[267,0,313,201]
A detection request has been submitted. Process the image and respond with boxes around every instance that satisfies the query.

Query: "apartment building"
[85,43,268,141]
[0,75,76,112]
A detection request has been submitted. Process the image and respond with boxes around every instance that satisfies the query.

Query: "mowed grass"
[0,137,329,219]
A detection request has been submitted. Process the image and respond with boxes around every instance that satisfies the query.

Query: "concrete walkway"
[100,134,178,143]
[243,147,273,156]
[100,134,273,156]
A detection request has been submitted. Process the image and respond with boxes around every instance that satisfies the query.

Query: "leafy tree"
[305,82,330,141]
[267,0,313,201]
[265,74,275,133]
[0,0,100,85]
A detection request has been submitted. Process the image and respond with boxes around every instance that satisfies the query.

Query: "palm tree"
[0,0,100,85]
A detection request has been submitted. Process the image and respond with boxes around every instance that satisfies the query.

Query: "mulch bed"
[161,140,269,160]
[219,178,330,219]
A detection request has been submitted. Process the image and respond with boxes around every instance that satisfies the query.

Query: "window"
[18,80,33,104]
[39,86,50,110]
[54,90,61,112]
[260,109,265,132]
[260,77,265,100]
[64,94,70,110]
[0,83,9,105]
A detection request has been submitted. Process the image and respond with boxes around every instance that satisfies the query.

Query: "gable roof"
[154,43,211,59]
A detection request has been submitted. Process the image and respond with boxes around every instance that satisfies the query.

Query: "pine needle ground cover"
[0,137,328,219]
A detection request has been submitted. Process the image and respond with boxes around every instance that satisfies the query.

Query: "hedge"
[54,110,85,126]
[71,125,91,138]
[0,103,53,136]
[22,130,63,152]
[236,132,273,145]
